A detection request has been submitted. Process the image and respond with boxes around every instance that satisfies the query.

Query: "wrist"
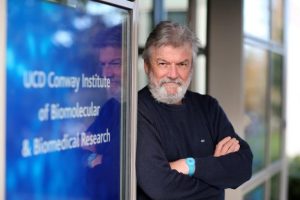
[87,153,102,168]
[185,157,195,176]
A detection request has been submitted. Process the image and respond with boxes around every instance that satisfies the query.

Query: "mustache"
[159,78,183,86]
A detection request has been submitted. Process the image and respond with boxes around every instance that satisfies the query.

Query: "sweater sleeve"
[193,97,253,189]
[136,111,222,200]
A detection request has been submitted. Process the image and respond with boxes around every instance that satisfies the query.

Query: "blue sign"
[6,0,127,199]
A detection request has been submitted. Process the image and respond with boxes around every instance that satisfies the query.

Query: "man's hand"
[169,159,189,175]
[169,136,240,174]
[214,136,240,157]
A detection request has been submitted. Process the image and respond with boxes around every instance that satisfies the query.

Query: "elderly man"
[136,21,253,200]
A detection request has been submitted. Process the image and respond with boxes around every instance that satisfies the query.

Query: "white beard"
[148,70,193,104]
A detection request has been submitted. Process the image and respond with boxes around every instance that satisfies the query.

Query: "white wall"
[207,0,244,136]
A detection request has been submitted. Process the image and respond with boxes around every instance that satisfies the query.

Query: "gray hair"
[94,25,122,48]
[142,21,200,65]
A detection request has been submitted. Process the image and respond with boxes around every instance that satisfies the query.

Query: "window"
[244,0,270,40]
[244,45,269,173]
[243,0,285,199]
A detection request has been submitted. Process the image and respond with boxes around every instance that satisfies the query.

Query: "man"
[84,24,122,199]
[136,21,253,200]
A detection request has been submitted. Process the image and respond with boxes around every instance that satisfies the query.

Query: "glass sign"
[6,0,129,199]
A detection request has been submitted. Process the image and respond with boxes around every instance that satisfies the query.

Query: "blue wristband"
[186,157,195,176]
[87,153,98,168]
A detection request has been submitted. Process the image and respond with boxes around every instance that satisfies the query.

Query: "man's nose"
[103,66,114,77]
[167,64,179,79]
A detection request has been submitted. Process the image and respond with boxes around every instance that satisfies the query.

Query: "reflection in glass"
[270,53,283,162]
[244,184,265,200]
[271,173,281,200]
[272,0,284,43]
[244,0,270,40]
[6,0,129,199]
[244,45,268,173]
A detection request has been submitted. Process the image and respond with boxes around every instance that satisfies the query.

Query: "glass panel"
[6,0,130,199]
[244,0,270,40]
[165,0,188,25]
[270,53,283,162]
[244,184,265,200]
[196,0,207,48]
[270,173,281,200]
[138,0,153,47]
[244,45,268,173]
[272,0,284,43]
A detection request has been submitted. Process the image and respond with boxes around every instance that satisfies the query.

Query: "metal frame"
[281,0,288,199]
[244,34,285,55]
[97,0,135,8]
[90,1,139,199]
[240,160,283,193]
[0,0,6,199]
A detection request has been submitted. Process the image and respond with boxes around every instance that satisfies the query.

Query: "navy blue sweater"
[136,86,253,200]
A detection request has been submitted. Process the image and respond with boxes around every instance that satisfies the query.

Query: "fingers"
[225,138,239,154]
[214,137,240,157]
[215,136,231,152]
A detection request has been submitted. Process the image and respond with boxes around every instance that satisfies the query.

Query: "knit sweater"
[136,86,253,200]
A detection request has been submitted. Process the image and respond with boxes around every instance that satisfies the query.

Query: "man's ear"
[144,62,150,75]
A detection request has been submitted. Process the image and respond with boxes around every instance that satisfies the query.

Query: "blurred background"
[137,0,300,199]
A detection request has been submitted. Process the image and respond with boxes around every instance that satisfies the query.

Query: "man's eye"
[178,62,188,68]
[111,61,121,65]
[158,62,168,68]
[110,62,121,68]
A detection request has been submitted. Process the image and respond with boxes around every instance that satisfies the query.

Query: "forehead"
[99,46,121,60]
[151,43,192,62]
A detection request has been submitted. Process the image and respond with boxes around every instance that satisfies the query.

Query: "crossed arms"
[169,136,241,175]
[137,98,253,200]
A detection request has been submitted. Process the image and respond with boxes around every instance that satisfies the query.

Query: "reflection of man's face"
[145,44,193,105]
[99,46,121,99]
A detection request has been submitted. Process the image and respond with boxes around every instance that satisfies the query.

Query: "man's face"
[99,46,122,98]
[145,43,193,104]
